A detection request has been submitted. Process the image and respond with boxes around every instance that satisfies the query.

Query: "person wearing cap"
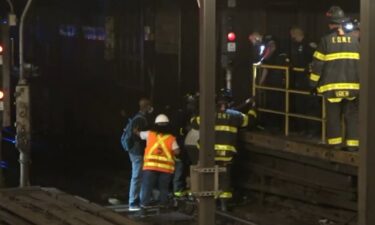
[138,114,180,208]
[309,6,360,151]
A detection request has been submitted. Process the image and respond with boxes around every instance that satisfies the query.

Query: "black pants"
[291,94,321,136]
[216,161,232,199]
[326,98,359,147]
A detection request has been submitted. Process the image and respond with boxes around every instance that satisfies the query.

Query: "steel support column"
[197,0,216,225]
[16,0,33,187]
[359,0,375,224]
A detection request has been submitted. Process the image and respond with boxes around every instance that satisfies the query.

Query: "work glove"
[245,97,256,108]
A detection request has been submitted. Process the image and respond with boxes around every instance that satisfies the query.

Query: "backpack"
[120,114,144,151]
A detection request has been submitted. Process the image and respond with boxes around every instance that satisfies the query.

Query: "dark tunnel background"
[0,0,359,203]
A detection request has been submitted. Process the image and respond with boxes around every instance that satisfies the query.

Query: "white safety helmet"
[155,114,169,124]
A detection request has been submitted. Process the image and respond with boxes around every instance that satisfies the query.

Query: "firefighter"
[138,114,180,208]
[184,93,200,166]
[191,89,256,211]
[309,6,360,151]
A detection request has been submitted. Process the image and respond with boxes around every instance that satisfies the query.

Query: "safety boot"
[219,199,228,212]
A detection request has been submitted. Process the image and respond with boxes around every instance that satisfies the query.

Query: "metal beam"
[16,0,33,187]
[240,132,359,166]
[359,0,375,224]
[197,0,216,224]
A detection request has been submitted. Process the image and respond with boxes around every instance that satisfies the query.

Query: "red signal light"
[0,45,3,53]
[0,91,4,100]
[227,32,236,42]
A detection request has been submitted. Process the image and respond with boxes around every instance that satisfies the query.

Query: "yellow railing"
[252,64,326,143]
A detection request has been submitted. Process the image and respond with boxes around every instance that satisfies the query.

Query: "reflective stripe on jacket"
[143,131,176,174]
[191,109,248,162]
[309,30,360,99]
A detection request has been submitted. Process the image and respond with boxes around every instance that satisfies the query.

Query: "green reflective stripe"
[313,51,325,60]
[215,156,233,161]
[325,52,360,61]
[248,109,257,118]
[328,98,342,103]
[346,139,359,147]
[241,114,249,127]
[328,137,343,145]
[219,192,233,199]
[174,191,188,197]
[318,83,360,93]
[314,51,360,61]
[310,73,320,81]
[215,144,236,152]
[347,97,356,101]
[215,125,238,133]
[196,117,200,125]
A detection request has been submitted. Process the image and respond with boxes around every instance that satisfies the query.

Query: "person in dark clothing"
[127,98,153,211]
[288,26,320,137]
[159,93,201,198]
[249,32,284,132]
[249,32,277,85]
[309,6,360,151]
[289,26,316,73]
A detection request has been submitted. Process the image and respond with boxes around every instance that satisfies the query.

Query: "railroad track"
[216,210,261,225]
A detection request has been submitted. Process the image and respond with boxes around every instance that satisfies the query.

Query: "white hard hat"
[155,114,169,124]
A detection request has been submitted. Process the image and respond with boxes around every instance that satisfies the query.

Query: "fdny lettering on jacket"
[331,36,352,44]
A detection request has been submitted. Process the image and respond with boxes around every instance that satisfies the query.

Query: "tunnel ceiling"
[1,0,359,21]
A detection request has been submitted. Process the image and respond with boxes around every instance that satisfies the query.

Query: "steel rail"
[216,210,262,225]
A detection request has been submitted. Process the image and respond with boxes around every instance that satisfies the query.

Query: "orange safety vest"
[143,131,176,174]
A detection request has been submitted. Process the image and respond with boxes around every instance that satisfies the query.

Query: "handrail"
[252,63,326,143]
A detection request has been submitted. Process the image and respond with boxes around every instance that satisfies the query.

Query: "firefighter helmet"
[155,114,169,124]
[216,88,233,104]
[326,6,348,24]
